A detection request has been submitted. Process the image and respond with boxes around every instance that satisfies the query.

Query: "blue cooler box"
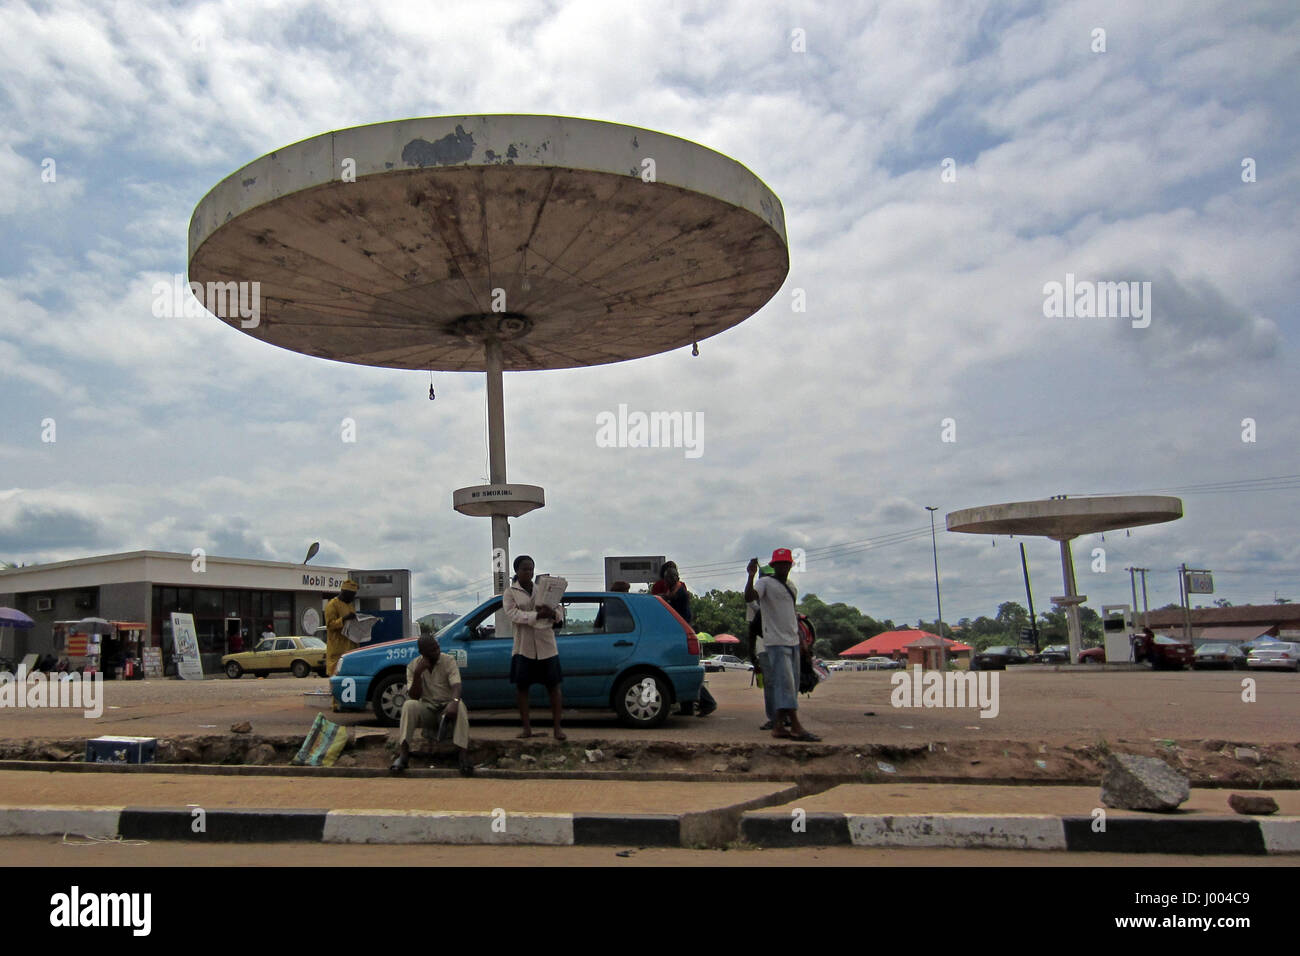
[85,736,157,764]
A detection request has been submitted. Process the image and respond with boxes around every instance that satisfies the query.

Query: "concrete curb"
[740,811,1300,854]
[4,803,1296,852]
[0,805,681,847]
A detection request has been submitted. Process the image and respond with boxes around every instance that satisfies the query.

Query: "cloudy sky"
[2,0,1297,628]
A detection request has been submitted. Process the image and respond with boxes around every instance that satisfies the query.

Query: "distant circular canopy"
[188,115,789,372]
[945,496,1184,538]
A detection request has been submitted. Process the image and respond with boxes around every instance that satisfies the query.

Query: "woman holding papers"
[503,555,567,739]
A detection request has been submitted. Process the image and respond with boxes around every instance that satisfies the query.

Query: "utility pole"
[925,506,945,645]
[1136,568,1150,629]
[1178,563,1193,643]
[1126,567,1140,632]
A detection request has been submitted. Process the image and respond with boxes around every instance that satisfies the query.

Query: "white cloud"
[0,0,1297,624]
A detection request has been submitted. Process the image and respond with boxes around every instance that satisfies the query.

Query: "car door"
[453,599,515,708]
[553,597,639,704]
[273,638,297,670]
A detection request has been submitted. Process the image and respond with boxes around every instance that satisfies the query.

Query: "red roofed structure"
[840,629,973,661]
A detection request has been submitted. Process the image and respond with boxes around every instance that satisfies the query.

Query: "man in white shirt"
[745,548,820,741]
[748,563,787,731]
[503,555,566,739]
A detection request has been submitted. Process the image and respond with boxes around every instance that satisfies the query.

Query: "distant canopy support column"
[1054,536,1084,664]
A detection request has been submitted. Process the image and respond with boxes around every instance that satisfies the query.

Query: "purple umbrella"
[0,608,34,629]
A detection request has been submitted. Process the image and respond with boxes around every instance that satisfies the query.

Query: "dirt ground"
[2,669,1296,784]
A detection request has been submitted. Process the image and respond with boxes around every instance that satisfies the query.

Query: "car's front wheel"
[291,660,311,678]
[614,672,673,728]
[371,672,408,726]
[225,662,243,679]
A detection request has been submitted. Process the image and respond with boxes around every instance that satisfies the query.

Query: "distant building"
[1142,603,1300,644]
[840,629,973,661]
[0,551,410,674]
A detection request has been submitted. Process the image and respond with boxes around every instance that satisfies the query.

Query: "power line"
[1079,473,1300,497]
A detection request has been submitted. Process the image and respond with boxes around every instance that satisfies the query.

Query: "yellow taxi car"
[222,636,327,679]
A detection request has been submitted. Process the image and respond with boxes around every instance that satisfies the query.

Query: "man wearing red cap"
[745,549,820,741]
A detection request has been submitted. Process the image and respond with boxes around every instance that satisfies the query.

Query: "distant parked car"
[702,654,753,672]
[222,636,327,679]
[1246,641,1300,672]
[1192,642,1248,670]
[862,656,904,670]
[1241,637,1285,655]
[1033,644,1070,663]
[1081,636,1192,669]
[1147,635,1194,670]
[972,646,1035,670]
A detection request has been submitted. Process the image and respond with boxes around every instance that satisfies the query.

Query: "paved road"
[2,837,1284,867]
[4,669,1295,747]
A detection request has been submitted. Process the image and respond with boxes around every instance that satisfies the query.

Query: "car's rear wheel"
[371,672,407,726]
[614,672,673,728]
[291,660,311,678]
[225,662,243,679]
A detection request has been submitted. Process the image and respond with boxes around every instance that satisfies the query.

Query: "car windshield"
[300,637,325,649]
[984,647,1012,654]
[1197,644,1230,653]
[1153,636,1187,645]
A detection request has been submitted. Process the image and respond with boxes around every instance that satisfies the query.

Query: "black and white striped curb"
[0,806,682,846]
[739,812,1300,854]
[6,805,1294,851]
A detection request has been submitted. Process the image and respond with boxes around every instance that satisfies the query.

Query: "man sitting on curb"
[390,634,473,775]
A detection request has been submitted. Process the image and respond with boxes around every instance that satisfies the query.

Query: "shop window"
[195,589,222,617]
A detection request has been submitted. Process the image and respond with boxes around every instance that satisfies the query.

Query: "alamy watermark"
[595,403,703,459]
[890,665,999,718]
[1042,273,1151,328]
[0,666,103,718]
[152,275,261,328]
[50,886,150,935]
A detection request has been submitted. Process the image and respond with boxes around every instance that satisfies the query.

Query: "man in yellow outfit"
[324,579,360,677]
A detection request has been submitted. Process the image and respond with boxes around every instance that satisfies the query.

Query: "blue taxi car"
[330,592,704,728]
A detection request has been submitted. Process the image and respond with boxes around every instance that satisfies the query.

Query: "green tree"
[800,593,886,655]
[689,589,748,650]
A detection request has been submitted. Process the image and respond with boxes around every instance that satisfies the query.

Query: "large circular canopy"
[188,114,789,372]
[946,496,1183,538]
